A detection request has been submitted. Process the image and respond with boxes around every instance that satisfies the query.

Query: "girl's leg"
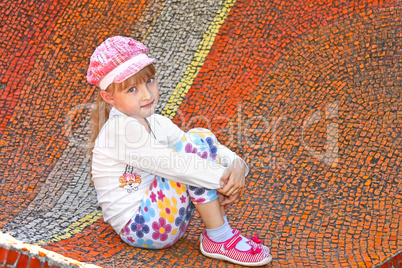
[120,176,195,249]
[174,128,226,229]
[121,128,271,265]
[120,129,224,249]
[120,176,221,249]
[193,198,224,229]
[180,129,272,266]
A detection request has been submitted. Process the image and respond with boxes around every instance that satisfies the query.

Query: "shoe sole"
[200,241,272,266]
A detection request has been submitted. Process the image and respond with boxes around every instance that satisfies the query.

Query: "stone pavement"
[0,0,401,267]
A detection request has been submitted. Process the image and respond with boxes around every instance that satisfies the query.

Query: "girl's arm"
[98,116,226,189]
[216,145,249,176]
[154,114,250,190]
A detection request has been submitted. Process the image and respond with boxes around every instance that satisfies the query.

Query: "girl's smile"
[141,100,155,109]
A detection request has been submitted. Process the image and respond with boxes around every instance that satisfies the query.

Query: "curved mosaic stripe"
[37,210,102,245]
[16,0,236,246]
[2,0,167,245]
[0,0,150,229]
[167,2,401,267]
[4,153,98,244]
[160,0,237,119]
[171,0,400,133]
[141,0,230,115]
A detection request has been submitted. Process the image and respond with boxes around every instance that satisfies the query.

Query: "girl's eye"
[128,87,136,93]
[147,78,154,84]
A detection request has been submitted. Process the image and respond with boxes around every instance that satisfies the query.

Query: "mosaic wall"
[1,0,401,267]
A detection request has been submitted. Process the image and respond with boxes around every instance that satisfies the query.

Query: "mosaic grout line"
[16,0,233,247]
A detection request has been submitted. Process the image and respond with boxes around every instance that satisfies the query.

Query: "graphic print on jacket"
[119,165,142,193]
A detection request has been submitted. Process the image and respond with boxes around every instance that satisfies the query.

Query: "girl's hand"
[219,192,241,210]
[217,158,246,205]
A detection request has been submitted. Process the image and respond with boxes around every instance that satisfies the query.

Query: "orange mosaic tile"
[1,0,402,267]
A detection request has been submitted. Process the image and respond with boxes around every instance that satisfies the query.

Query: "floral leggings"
[120,128,221,249]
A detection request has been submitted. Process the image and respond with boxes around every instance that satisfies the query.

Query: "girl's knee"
[187,128,216,140]
[186,128,219,149]
[173,128,219,161]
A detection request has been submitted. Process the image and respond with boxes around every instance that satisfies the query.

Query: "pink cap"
[87,36,155,90]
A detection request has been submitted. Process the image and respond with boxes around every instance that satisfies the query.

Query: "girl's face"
[103,75,159,119]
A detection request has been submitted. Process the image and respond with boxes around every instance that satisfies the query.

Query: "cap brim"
[114,57,156,84]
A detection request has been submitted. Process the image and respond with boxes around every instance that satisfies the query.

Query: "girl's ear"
[100,90,114,105]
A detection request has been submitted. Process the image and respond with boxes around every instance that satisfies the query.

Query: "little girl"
[87,36,272,266]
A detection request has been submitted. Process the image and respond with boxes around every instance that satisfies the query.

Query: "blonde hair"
[89,64,157,183]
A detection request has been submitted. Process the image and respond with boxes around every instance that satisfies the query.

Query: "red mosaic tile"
[5,250,20,266]
[28,257,41,268]
[16,254,29,268]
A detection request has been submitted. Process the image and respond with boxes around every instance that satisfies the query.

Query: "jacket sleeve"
[216,144,249,176]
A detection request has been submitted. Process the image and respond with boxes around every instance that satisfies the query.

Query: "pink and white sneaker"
[233,229,271,255]
[200,229,272,266]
